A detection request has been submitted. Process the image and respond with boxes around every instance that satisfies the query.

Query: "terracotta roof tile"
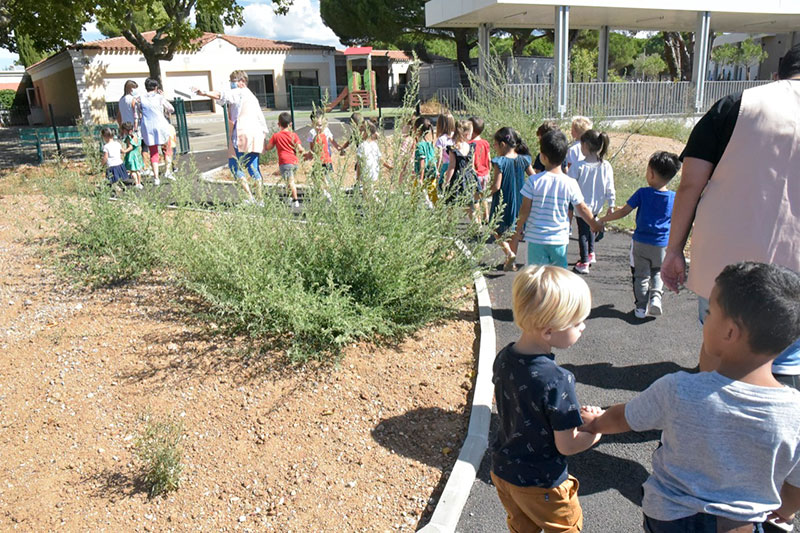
[334,49,413,61]
[73,31,334,53]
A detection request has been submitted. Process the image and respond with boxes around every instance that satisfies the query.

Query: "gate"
[172,97,190,154]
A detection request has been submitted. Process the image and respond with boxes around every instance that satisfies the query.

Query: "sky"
[0,0,344,70]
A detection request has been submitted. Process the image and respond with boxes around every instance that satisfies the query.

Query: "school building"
[24,32,413,126]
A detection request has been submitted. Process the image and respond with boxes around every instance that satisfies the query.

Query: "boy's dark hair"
[468,116,485,136]
[414,116,433,136]
[101,127,114,138]
[493,126,530,156]
[278,112,292,128]
[536,120,559,137]
[648,151,681,182]
[363,120,378,137]
[778,43,800,80]
[144,77,159,92]
[714,262,800,355]
[539,129,569,166]
[350,112,363,125]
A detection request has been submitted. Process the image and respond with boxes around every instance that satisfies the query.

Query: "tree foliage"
[15,32,48,67]
[633,52,667,80]
[571,47,597,82]
[712,38,767,80]
[195,8,225,33]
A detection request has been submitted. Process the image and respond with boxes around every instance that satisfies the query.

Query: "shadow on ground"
[561,361,693,393]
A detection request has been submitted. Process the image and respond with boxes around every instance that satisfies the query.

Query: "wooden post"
[49,104,62,156]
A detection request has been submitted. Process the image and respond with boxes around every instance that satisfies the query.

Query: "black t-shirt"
[490,343,584,488]
[680,93,742,166]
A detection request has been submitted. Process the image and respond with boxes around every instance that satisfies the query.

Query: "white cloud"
[225,0,343,49]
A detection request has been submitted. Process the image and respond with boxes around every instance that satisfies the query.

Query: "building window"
[248,74,275,108]
[285,69,319,90]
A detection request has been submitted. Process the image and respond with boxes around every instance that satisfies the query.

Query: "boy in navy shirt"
[599,151,681,319]
[491,265,603,532]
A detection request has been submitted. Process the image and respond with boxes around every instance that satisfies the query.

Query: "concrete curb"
[419,271,496,533]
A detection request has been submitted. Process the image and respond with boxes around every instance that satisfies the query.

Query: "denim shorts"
[279,164,297,186]
[644,513,763,533]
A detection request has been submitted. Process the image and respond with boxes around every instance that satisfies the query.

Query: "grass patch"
[134,413,184,498]
[607,117,693,143]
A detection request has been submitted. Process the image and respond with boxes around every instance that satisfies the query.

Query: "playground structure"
[326,47,378,112]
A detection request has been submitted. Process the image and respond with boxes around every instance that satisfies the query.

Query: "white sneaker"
[588,252,597,264]
[767,517,794,532]
[153,178,160,186]
[135,183,144,190]
[165,171,176,181]
[634,308,647,319]
[573,262,590,275]
[649,295,663,316]
[292,200,300,208]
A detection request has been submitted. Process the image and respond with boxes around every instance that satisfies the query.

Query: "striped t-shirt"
[520,171,584,245]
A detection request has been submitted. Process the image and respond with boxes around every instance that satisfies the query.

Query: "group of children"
[102,120,177,189]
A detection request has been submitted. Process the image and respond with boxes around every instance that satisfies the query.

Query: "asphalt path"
[455,230,705,532]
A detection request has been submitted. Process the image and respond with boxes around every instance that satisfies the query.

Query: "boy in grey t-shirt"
[582,262,800,532]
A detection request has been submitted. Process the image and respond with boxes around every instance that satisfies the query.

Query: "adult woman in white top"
[139,77,174,185]
[193,70,268,203]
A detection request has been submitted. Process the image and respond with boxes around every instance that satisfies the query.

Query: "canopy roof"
[425,0,800,32]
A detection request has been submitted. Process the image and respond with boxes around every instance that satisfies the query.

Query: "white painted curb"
[199,164,231,183]
[419,271,496,533]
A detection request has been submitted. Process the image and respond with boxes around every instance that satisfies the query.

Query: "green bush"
[0,89,16,110]
[608,117,692,143]
[134,413,184,498]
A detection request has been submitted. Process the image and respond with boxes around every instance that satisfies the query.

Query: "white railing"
[429,80,772,118]
[702,80,770,109]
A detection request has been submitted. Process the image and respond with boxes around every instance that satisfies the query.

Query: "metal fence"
[0,106,31,127]
[431,80,769,118]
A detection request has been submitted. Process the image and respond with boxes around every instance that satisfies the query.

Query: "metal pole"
[223,104,230,145]
[598,25,610,82]
[692,11,712,112]
[553,6,570,117]
[478,23,493,81]
[49,104,62,156]
[289,85,295,132]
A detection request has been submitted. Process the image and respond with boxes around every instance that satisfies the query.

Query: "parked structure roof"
[73,32,335,53]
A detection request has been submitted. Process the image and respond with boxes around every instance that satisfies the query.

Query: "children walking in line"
[532,121,561,173]
[443,120,477,204]
[310,116,334,174]
[489,127,534,271]
[356,120,389,189]
[120,122,144,189]
[435,111,455,184]
[582,262,800,533]
[599,151,680,318]
[413,117,438,206]
[265,112,304,208]
[568,130,616,275]
[102,128,127,187]
[565,116,593,170]
[513,130,603,268]
[491,265,603,533]
[469,116,491,223]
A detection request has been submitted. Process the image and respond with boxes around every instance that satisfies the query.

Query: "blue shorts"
[527,243,568,269]
[698,296,800,381]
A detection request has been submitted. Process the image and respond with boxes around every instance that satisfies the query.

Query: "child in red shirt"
[470,116,491,224]
[266,112,305,207]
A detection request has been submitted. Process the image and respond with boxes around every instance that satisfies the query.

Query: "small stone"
[346,481,356,488]
[74,303,83,311]
[238,515,246,523]
[97,448,104,454]
[167,343,179,352]
[86,392,94,399]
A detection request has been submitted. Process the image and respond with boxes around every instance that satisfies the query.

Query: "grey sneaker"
[649,295,663,316]
[634,307,647,319]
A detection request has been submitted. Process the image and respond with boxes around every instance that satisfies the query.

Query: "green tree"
[571,47,597,82]
[319,0,476,85]
[0,0,92,53]
[711,43,738,68]
[737,38,768,80]
[195,7,225,33]
[608,32,644,74]
[15,32,48,67]
[633,52,667,80]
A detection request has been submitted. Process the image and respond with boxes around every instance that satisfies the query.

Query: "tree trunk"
[453,28,476,87]
[143,52,163,86]
[510,30,533,56]
[663,33,680,80]
[680,32,693,81]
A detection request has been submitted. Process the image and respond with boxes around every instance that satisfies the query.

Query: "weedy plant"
[134,412,184,498]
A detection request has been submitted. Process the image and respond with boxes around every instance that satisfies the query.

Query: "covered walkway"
[425,0,800,114]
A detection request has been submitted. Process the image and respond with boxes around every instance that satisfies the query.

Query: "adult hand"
[662,249,687,293]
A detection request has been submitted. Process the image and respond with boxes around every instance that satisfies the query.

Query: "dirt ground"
[0,194,477,531]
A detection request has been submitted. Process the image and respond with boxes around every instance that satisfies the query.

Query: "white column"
[554,6,570,116]
[478,23,493,81]
[327,52,338,101]
[692,11,712,112]
[598,25,610,82]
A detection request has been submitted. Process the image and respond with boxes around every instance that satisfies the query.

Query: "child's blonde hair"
[571,116,593,137]
[512,265,591,332]
[435,111,455,140]
[453,119,473,143]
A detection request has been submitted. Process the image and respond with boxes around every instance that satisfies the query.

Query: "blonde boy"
[565,116,593,170]
[491,265,602,533]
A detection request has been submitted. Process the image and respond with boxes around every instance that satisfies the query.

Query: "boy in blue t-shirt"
[599,151,681,319]
[491,265,603,532]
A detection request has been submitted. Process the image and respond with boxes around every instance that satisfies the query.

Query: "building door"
[248,74,275,108]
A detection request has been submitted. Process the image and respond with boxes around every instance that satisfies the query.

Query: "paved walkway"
[456,230,704,532]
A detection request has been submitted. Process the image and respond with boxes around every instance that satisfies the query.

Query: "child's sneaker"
[634,307,647,319]
[503,254,517,272]
[292,200,300,208]
[588,252,597,264]
[135,183,144,190]
[649,295,663,316]
[766,517,794,532]
[573,262,590,275]
[153,177,160,186]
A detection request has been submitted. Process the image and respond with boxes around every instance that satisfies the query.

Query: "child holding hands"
[265,112,305,207]
[120,121,144,189]
[582,262,800,533]
[491,265,603,533]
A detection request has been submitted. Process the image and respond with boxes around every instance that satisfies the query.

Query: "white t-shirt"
[118,94,139,126]
[519,171,584,245]
[357,140,382,182]
[626,371,800,522]
[567,159,615,216]
[103,140,123,167]
[307,127,334,144]
[565,141,584,169]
